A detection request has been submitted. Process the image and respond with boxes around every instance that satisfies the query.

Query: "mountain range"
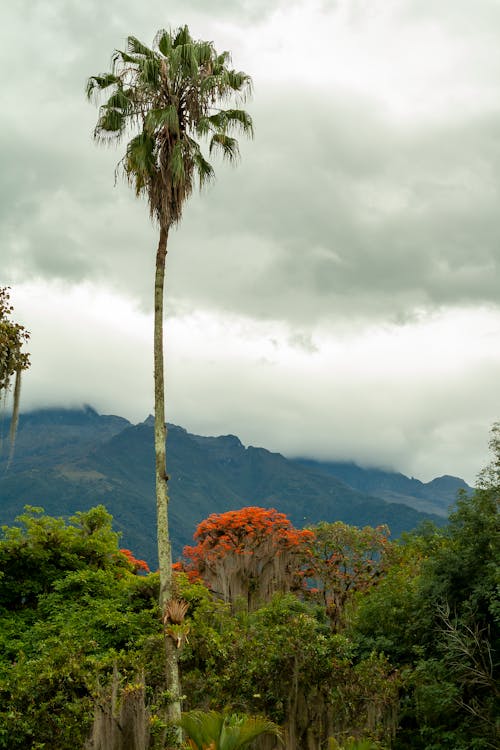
[0,407,470,564]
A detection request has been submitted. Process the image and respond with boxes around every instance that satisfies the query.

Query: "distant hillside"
[0,407,461,565]
[293,459,470,516]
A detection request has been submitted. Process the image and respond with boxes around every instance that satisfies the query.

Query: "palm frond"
[222,109,253,134]
[176,43,199,78]
[209,133,240,162]
[204,110,253,137]
[156,28,173,57]
[173,25,192,48]
[105,88,133,113]
[195,117,211,137]
[111,49,138,69]
[180,711,282,750]
[171,141,186,185]
[95,106,126,138]
[195,41,215,66]
[216,51,232,67]
[86,74,120,101]
[124,132,156,194]
[137,56,161,89]
[192,148,215,188]
[145,106,179,135]
[220,716,282,749]
[223,69,253,98]
[180,710,224,749]
[127,35,154,58]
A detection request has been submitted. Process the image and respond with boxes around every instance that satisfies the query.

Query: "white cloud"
[9,282,499,484]
[3,0,500,487]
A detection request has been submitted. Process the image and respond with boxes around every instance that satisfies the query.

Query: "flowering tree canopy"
[179,507,314,609]
[119,548,150,574]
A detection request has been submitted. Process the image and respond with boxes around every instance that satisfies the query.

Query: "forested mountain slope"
[0,407,458,564]
[293,458,470,516]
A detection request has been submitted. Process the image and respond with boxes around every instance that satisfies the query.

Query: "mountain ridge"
[0,407,467,564]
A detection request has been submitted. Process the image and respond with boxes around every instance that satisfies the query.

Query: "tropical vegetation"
[0,429,497,748]
[1,17,498,750]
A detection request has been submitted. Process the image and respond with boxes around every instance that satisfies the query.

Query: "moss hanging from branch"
[179,507,314,610]
[0,287,30,461]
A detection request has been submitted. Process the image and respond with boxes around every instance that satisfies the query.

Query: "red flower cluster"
[120,548,150,574]
[182,506,313,571]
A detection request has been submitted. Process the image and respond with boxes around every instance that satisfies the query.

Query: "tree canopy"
[178,507,313,609]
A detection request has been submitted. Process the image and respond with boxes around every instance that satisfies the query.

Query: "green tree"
[0,287,30,458]
[87,26,253,727]
[350,427,499,750]
[305,521,391,630]
[415,486,499,747]
[0,506,161,750]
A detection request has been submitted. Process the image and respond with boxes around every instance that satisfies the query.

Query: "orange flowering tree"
[179,507,314,610]
[305,521,391,630]
[119,548,150,574]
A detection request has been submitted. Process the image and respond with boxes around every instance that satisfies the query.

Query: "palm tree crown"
[87,26,253,229]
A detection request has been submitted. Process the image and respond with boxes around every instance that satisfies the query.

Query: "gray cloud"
[164,92,500,325]
[4,3,500,328]
[3,0,500,486]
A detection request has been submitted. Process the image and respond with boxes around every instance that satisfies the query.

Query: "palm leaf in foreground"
[180,710,282,750]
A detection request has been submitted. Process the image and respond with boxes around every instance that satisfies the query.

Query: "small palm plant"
[180,710,282,750]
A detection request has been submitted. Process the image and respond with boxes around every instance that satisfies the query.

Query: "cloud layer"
[3,0,500,485]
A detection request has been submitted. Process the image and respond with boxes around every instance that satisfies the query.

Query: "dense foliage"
[0,462,497,749]
[0,507,163,749]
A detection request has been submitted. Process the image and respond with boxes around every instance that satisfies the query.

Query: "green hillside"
[0,407,452,564]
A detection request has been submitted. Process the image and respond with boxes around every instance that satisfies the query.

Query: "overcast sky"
[3,0,500,484]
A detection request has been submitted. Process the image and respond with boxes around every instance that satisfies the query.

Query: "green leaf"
[191,145,215,187]
[156,29,173,57]
[170,141,185,185]
[85,74,120,100]
[125,133,156,193]
[96,106,125,135]
[209,133,240,162]
[127,35,154,58]
[145,106,179,135]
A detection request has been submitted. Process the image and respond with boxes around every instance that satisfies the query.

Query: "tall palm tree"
[180,710,282,750]
[87,26,252,729]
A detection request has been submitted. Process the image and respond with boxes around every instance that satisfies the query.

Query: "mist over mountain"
[0,407,466,564]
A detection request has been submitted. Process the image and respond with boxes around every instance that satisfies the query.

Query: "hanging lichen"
[0,287,30,462]
[85,667,150,750]
[179,507,314,611]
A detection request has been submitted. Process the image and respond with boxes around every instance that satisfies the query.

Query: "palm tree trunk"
[154,225,182,732]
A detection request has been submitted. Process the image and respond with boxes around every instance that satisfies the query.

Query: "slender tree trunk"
[154,225,182,733]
